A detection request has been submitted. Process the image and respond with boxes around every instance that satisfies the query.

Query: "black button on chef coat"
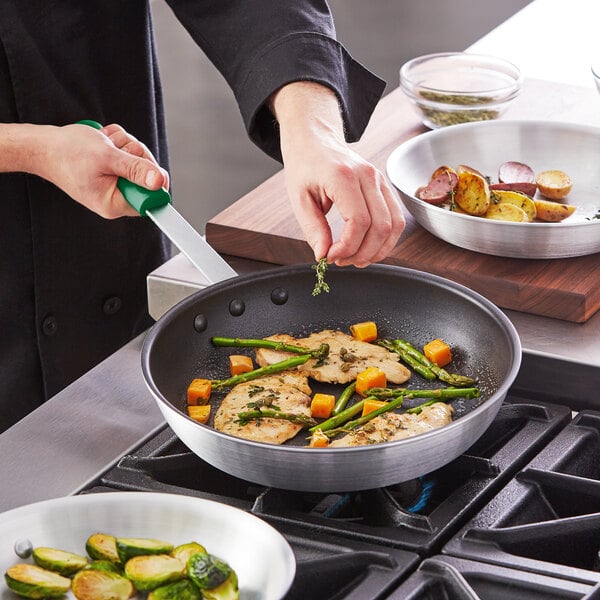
[0,0,385,433]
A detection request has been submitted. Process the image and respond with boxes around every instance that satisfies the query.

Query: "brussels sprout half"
[85,534,121,565]
[32,547,88,577]
[171,543,206,566]
[187,553,238,600]
[148,579,201,600]
[5,564,71,599]
[124,555,185,591]
[71,568,134,600]
[116,538,174,564]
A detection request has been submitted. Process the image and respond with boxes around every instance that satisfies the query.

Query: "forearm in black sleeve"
[164,0,386,161]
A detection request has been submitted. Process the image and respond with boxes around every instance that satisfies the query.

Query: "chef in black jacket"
[0,1,404,432]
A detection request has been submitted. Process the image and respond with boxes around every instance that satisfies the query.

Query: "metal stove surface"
[79,394,600,598]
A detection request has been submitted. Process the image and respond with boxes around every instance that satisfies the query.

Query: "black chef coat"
[0,1,385,432]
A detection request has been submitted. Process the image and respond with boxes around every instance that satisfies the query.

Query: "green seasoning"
[417,91,499,127]
[312,257,330,296]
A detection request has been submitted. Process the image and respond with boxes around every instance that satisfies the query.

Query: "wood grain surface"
[206,79,600,323]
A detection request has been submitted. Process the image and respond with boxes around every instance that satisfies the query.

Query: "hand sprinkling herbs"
[312,257,330,296]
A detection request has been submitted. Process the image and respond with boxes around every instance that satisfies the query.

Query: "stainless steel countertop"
[1,0,599,513]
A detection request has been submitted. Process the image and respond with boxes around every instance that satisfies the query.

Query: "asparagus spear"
[331,381,357,416]
[323,394,406,439]
[212,337,329,361]
[379,339,477,386]
[211,354,311,391]
[365,386,480,400]
[377,339,436,380]
[308,398,366,433]
[235,410,317,428]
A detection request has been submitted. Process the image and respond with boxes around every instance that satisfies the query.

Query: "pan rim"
[142,264,522,454]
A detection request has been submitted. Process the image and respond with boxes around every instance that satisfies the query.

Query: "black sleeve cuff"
[235,32,386,162]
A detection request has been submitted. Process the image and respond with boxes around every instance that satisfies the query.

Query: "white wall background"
[152,0,532,233]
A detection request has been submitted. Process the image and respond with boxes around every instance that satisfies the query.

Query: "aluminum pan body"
[142,265,521,492]
[386,120,600,259]
[0,493,295,600]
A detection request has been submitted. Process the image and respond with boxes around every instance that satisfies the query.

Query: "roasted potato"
[491,190,536,221]
[535,170,572,200]
[485,203,529,222]
[534,198,576,222]
[454,171,490,216]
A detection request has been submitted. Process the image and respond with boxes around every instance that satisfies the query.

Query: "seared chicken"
[255,330,411,385]
[328,402,453,447]
[214,372,311,444]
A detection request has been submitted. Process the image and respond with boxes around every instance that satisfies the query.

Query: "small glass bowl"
[400,52,523,129]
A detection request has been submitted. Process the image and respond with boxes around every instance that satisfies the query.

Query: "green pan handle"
[76,119,170,216]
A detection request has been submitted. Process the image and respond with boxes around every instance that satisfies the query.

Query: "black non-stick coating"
[143,264,518,441]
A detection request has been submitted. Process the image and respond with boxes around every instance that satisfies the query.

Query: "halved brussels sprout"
[71,568,134,600]
[148,579,201,600]
[187,553,238,600]
[116,538,174,564]
[83,560,122,574]
[32,547,88,576]
[5,564,71,599]
[171,542,207,566]
[124,555,185,591]
[86,534,121,565]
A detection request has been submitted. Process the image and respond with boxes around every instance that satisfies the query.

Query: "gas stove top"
[82,394,600,599]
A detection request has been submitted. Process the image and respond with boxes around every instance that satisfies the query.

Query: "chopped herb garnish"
[312,257,330,296]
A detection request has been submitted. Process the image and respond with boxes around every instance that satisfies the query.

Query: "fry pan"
[141,252,521,492]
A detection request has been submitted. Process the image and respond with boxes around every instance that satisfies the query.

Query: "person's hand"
[35,122,169,218]
[271,82,405,267]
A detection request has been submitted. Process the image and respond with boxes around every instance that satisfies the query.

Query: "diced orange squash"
[349,321,378,342]
[361,398,388,417]
[310,393,336,419]
[356,367,387,397]
[423,338,452,368]
[228,354,254,376]
[309,429,330,448]
[187,378,212,405]
[188,404,211,424]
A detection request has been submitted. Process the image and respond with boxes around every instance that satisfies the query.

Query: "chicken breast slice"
[214,372,312,444]
[255,330,411,385]
[328,402,453,447]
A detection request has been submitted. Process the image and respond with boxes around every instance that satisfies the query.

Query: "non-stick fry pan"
[141,246,521,492]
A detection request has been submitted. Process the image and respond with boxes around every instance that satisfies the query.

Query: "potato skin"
[491,190,536,221]
[485,203,528,222]
[534,198,576,222]
[454,171,490,216]
[536,170,572,200]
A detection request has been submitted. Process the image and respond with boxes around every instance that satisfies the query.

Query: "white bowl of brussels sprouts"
[0,493,295,600]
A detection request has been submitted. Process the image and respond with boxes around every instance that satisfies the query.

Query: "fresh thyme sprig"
[312,257,330,296]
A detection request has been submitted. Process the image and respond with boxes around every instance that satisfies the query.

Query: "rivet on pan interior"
[229,299,245,316]
[271,287,289,305]
[193,314,208,332]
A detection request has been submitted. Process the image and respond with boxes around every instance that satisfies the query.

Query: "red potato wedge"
[416,166,458,205]
[491,190,537,221]
[454,171,491,216]
[498,161,535,184]
[490,182,537,197]
[536,170,573,200]
[534,198,576,222]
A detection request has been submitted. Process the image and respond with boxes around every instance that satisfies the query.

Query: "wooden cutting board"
[206,79,600,323]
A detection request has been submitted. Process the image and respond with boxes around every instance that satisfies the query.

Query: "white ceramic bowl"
[386,120,600,259]
[400,52,522,129]
[0,493,295,600]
